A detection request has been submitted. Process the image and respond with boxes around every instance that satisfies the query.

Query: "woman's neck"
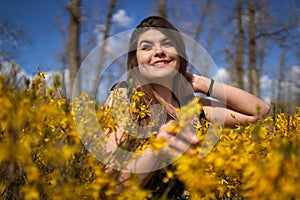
[152,84,172,101]
[152,83,180,120]
[152,84,179,107]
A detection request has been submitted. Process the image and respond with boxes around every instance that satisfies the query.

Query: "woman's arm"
[189,74,270,126]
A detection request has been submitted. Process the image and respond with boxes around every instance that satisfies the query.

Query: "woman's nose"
[154,47,165,57]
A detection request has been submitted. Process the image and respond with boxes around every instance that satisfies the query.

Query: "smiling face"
[136,29,180,82]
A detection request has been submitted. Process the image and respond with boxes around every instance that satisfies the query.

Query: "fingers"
[157,121,199,156]
[178,124,200,144]
[168,135,197,156]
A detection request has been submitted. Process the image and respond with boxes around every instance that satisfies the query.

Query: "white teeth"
[154,62,167,65]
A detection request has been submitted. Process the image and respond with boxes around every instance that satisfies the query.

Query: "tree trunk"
[94,0,116,97]
[67,0,81,98]
[235,0,245,89]
[158,0,167,18]
[190,0,211,76]
[276,50,287,112]
[247,0,259,96]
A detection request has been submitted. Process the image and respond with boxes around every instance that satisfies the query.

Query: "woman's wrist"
[192,74,211,94]
[206,79,214,97]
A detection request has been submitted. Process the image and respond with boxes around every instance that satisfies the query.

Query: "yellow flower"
[131,90,144,103]
[25,165,40,183]
[22,185,39,200]
[149,137,168,151]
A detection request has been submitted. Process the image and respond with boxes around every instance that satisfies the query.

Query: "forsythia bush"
[0,71,299,200]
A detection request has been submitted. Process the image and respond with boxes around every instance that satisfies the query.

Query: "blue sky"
[0,0,66,74]
[1,0,299,75]
[0,0,156,75]
[0,0,299,103]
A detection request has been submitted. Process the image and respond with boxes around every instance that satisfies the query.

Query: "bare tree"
[247,0,259,96]
[275,49,291,113]
[193,1,210,41]
[234,0,245,89]
[94,0,117,96]
[291,65,300,112]
[166,0,218,77]
[60,53,68,98]
[0,18,31,62]
[190,0,212,76]
[158,0,167,18]
[67,0,81,97]
[55,10,70,98]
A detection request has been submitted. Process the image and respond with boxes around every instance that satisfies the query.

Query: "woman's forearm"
[191,74,270,119]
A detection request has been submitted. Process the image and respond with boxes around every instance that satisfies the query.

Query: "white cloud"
[259,74,273,103]
[0,61,33,84]
[112,9,132,27]
[212,68,230,84]
[259,65,300,106]
[260,74,272,90]
[44,69,70,96]
[290,65,300,81]
[289,65,300,94]
[0,61,72,98]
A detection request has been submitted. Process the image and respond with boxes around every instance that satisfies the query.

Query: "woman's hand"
[156,120,200,156]
[125,120,200,187]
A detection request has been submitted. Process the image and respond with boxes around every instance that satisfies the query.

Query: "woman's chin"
[140,67,178,82]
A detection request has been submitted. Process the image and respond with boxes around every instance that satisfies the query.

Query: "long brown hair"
[127,16,190,121]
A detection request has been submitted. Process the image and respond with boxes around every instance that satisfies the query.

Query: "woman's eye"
[162,41,173,47]
[141,44,152,50]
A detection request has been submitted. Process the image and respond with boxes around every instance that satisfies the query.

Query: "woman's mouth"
[151,60,171,67]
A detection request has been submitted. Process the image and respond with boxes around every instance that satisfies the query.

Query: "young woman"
[104,16,270,198]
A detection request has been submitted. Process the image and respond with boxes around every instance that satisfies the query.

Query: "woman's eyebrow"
[138,37,170,47]
[161,37,170,42]
[138,40,153,46]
